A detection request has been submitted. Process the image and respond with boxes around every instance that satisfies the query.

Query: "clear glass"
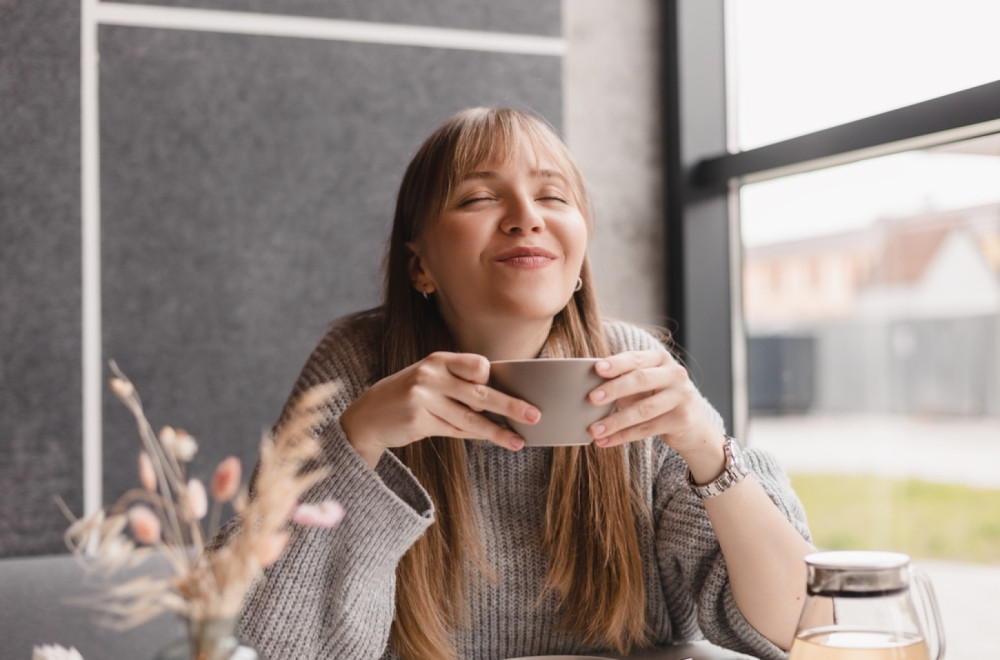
[728,0,1000,149]
[741,132,1000,658]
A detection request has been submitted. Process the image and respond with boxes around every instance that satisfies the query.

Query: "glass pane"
[729,0,1000,149]
[741,133,1000,657]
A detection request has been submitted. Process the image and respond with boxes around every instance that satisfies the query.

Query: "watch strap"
[687,435,748,499]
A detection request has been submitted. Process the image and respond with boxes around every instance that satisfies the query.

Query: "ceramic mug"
[489,358,613,447]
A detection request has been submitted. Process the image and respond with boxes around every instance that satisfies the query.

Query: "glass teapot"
[789,551,945,660]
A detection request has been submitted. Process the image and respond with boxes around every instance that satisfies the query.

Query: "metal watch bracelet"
[686,435,749,499]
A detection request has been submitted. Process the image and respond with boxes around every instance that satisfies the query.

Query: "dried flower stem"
[61,363,343,630]
[108,361,187,551]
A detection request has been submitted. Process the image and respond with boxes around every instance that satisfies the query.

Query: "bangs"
[440,108,590,220]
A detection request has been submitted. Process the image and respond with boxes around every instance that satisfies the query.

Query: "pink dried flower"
[109,377,134,399]
[173,430,197,460]
[128,506,161,545]
[293,500,345,529]
[256,531,290,568]
[211,456,242,502]
[159,426,197,462]
[138,451,157,491]
[185,479,208,520]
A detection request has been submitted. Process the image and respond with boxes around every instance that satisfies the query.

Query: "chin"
[499,296,572,322]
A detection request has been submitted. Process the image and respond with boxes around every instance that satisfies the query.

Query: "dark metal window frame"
[663,0,1000,436]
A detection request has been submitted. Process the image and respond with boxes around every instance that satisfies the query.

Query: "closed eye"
[538,195,568,203]
[536,183,570,205]
[458,195,495,207]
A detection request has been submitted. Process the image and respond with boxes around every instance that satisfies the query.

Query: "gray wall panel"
[0,0,82,556]
[113,0,562,36]
[98,25,561,502]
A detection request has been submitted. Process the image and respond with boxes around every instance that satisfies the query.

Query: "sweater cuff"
[308,419,434,562]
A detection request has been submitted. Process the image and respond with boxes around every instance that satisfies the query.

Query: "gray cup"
[489,358,613,447]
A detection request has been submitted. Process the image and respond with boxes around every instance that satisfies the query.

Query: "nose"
[500,194,545,235]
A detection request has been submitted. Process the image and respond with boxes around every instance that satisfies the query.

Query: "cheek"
[423,227,483,279]
[564,218,590,265]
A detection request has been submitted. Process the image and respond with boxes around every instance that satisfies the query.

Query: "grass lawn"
[789,473,1000,564]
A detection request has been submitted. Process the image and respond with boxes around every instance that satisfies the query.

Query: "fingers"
[593,349,673,380]
[586,350,700,448]
[589,351,684,408]
[428,352,539,424]
[419,352,540,450]
[589,388,689,447]
[424,397,527,451]
[442,352,492,384]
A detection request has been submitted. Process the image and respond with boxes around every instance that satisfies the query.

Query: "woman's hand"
[586,350,726,479]
[340,352,539,468]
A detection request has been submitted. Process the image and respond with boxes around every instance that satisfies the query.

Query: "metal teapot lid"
[804,551,911,596]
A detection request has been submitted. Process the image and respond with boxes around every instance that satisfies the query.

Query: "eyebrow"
[460,168,567,182]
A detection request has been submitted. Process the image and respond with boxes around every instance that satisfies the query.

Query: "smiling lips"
[493,246,557,269]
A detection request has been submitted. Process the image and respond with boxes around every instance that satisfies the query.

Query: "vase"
[155,617,258,660]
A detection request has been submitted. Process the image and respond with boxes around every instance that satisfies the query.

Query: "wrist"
[686,435,749,499]
[679,432,728,484]
[340,406,386,469]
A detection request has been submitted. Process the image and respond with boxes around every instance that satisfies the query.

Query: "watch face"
[728,436,749,472]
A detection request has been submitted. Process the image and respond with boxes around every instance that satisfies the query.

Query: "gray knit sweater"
[223,310,810,660]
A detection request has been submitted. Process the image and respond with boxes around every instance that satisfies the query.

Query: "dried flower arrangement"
[58,361,344,633]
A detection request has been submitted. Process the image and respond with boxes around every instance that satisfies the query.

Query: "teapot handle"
[912,569,946,660]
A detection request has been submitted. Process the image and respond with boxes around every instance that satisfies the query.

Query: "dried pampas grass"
[59,361,343,629]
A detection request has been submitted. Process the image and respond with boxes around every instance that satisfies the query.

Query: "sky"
[730,0,1000,246]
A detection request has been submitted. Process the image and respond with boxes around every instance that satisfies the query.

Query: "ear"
[406,241,435,295]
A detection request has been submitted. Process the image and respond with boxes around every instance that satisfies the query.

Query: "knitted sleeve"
[219,311,434,660]
[653,447,810,660]
[604,320,811,660]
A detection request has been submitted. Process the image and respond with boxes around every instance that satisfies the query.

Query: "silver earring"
[421,289,429,300]
[574,277,583,292]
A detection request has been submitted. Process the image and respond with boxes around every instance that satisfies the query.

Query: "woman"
[233,107,813,660]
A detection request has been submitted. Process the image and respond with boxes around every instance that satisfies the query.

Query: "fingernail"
[524,407,540,423]
[592,389,606,402]
[591,423,606,437]
[596,360,611,373]
[510,436,524,451]
[595,437,609,447]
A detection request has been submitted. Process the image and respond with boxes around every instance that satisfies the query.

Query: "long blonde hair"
[381,107,647,658]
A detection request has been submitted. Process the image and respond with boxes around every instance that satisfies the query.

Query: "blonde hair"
[381,107,647,658]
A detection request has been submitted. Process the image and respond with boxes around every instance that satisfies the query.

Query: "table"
[624,641,758,659]
[511,641,758,659]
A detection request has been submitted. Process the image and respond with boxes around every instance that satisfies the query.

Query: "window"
[666,1,1000,655]
[740,132,1000,660]
[730,0,1000,149]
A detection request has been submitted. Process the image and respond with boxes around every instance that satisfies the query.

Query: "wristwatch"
[687,435,749,499]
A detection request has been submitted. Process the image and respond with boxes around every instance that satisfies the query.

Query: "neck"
[449,316,553,361]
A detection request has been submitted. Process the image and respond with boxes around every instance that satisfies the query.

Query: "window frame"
[663,0,1000,438]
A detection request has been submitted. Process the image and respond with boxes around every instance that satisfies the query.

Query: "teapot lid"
[804,551,911,595]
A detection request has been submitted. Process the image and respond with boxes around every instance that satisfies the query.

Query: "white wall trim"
[79,1,562,523]
[81,0,102,527]
[95,2,566,55]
